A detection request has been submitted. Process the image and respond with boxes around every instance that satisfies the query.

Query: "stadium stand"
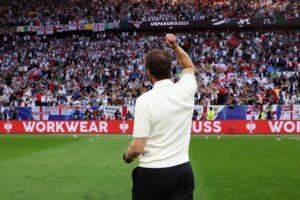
[0,31,299,109]
[0,0,299,26]
[0,0,300,120]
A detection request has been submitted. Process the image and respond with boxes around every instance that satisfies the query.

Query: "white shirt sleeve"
[176,72,197,95]
[133,97,150,138]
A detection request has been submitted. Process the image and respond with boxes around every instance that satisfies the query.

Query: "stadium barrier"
[1,120,300,134]
[2,104,299,120]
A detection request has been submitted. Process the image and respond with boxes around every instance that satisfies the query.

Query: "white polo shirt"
[133,72,197,168]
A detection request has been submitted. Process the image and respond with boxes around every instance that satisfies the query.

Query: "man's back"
[134,73,197,168]
[124,34,196,200]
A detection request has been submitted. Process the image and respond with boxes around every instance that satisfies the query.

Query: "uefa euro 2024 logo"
[246,121,256,134]
[119,121,129,133]
[4,121,13,133]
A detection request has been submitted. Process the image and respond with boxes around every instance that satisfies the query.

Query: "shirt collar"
[153,79,173,89]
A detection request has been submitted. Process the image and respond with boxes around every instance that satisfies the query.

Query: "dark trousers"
[132,162,194,200]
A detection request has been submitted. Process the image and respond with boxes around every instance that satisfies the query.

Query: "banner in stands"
[15,17,300,34]
[3,106,134,120]
[194,105,226,120]
[292,105,300,120]
[1,120,300,134]
[0,27,16,35]
[246,105,280,120]
[134,17,300,30]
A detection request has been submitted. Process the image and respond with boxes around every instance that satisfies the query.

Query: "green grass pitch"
[0,134,300,200]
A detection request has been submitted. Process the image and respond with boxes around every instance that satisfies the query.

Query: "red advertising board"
[191,120,300,134]
[0,120,300,134]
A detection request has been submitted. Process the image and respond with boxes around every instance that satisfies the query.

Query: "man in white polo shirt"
[124,33,197,200]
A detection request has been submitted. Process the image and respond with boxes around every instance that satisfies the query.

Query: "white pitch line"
[284,137,300,141]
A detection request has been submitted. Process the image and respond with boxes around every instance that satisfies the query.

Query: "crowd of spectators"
[0,0,299,27]
[198,0,299,20]
[0,31,300,110]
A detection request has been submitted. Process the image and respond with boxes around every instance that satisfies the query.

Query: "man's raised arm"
[165,34,195,75]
